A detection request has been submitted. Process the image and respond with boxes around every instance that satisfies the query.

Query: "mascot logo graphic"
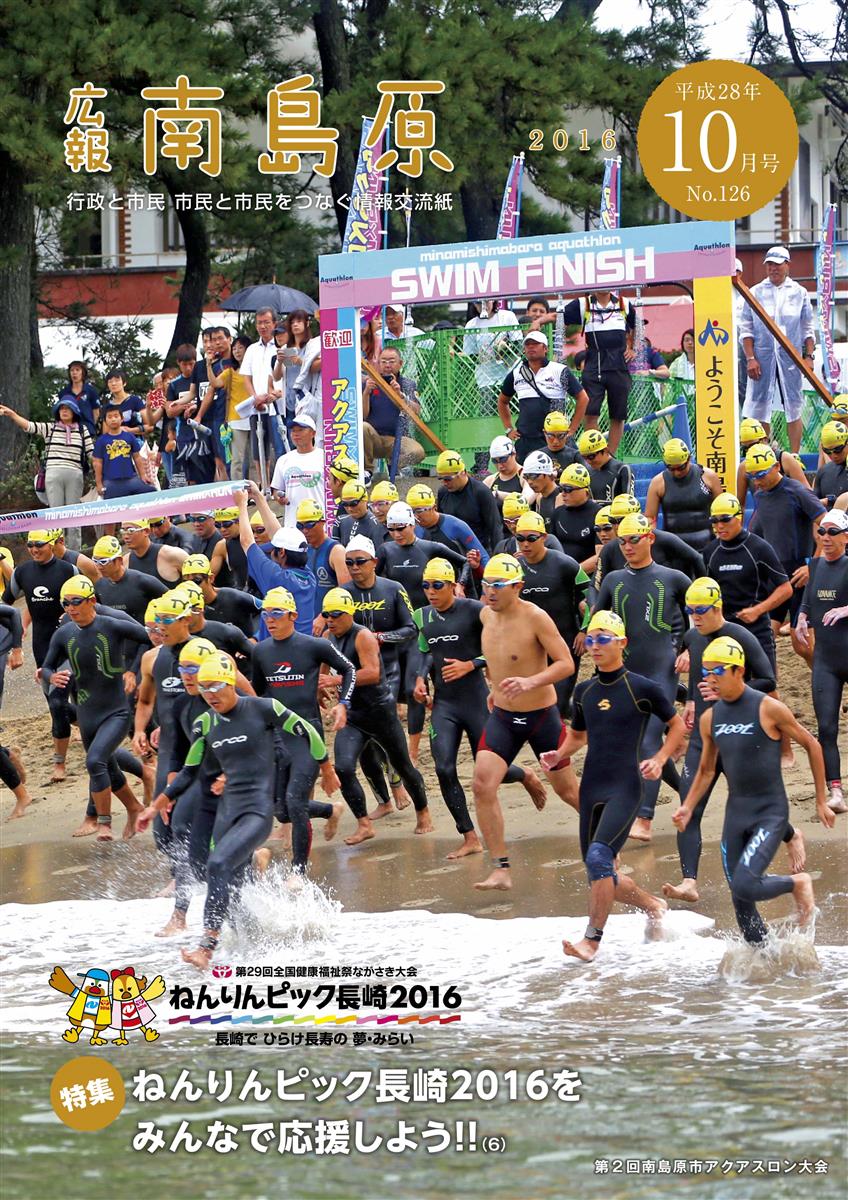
[49,963,166,1047]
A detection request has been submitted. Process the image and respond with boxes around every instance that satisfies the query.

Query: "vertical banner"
[694,276,739,491]
[496,154,525,241]
[320,308,362,519]
[342,117,387,254]
[599,157,620,230]
[816,203,840,396]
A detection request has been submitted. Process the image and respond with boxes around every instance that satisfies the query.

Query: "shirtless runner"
[472,554,579,891]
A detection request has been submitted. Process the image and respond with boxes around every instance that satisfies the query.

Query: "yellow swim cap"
[296,498,324,523]
[407,483,436,509]
[543,411,569,434]
[174,582,205,610]
[422,557,456,584]
[577,429,608,456]
[587,610,626,638]
[262,587,298,613]
[702,636,745,668]
[831,395,848,422]
[60,576,95,601]
[559,463,591,489]
[341,480,368,503]
[820,421,848,450]
[0,547,13,570]
[662,438,691,467]
[213,507,239,522]
[122,518,149,532]
[436,450,466,477]
[92,535,123,562]
[686,577,723,609]
[329,454,359,483]
[321,587,355,615]
[710,492,742,518]
[594,505,613,529]
[197,652,237,688]
[155,593,191,620]
[26,529,53,546]
[617,513,653,539]
[182,553,212,576]
[515,511,546,535]
[745,444,778,475]
[249,510,267,528]
[179,637,218,668]
[609,493,641,519]
[483,553,524,582]
[370,481,399,504]
[502,494,530,520]
[144,598,163,624]
[739,417,766,446]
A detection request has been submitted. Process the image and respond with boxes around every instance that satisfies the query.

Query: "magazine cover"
[0,1,845,1197]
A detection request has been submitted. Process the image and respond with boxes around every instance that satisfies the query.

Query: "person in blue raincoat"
[739,245,816,455]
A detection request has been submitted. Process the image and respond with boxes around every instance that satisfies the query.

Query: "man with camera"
[362,347,426,476]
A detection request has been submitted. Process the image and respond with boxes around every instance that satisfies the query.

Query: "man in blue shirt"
[235,485,316,636]
[362,347,426,475]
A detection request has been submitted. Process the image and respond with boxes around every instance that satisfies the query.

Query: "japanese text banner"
[496,154,524,241]
[343,118,386,255]
[320,310,363,520]
[817,204,840,396]
[694,276,738,491]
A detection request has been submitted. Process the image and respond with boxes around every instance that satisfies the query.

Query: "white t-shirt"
[238,336,281,425]
[270,447,324,527]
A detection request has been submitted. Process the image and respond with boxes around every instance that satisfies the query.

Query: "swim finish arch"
[318,220,738,514]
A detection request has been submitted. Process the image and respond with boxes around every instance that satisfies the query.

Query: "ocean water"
[1,834,846,1199]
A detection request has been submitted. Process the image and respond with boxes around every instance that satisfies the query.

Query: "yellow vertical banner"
[693,276,739,492]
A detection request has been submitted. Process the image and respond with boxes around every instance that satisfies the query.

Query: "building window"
[162,198,184,252]
[59,210,103,264]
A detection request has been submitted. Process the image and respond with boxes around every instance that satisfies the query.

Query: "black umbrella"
[221,283,317,314]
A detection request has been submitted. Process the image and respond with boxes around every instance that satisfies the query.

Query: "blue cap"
[54,398,81,418]
[77,968,110,982]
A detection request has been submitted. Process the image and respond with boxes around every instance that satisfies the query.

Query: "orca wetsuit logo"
[211,735,249,747]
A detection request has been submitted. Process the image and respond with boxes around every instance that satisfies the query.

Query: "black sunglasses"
[422,580,450,591]
[709,514,736,524]
[345,557,372,567]
[215,520,237,529]
[516,533,544,543]
[297,521,321,531]
[323,609,346,619]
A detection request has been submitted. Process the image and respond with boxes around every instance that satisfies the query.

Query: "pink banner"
[600,158,620,230]
[817,203,840,394]
[343,117,386,255]
[497,154,524,241]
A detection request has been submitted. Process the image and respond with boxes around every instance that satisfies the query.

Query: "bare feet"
[253,847,272,875]
[155,911,187,938]
[50,761,66,783]
[268,823,291,845]
[7,790,33,820]
[792,872,816,927]
[122,808,142,840]
[786,827,806,873]
[96,823,114,842]
[345,821,375,846]
[563,937,599,962]
[628,817,652,843]
[781,747,796,769]
[368,801,394,821]
[155,878,176,898]
[392,786,411,811]
[414,808,434,835]
[181,946,213,971]
[324,801,344,841]
[521,769,547,812]
[141,759,156,805]
[446,833,483,859]
[474,868,512,891]
[662,878,700,903]
[287,873,305,893]
[72,816,98,838]
[8,747,26,784]
[643,896,669,939]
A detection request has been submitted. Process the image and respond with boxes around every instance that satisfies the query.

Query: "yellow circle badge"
[638,61,798,220]
[50,1056,125,1131]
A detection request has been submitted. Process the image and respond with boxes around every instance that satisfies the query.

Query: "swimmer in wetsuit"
[673,637,833,944]
[542,611,685,962]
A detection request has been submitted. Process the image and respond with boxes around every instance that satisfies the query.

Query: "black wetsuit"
[164,697,327,931]
[436,476,503,554]
[192,530,234,588]
[703,531,789,668]
[595,530,705,587]
[415,598,526,833]
[800,552,848,783]
[192,618,254,665]
[551,500,600,564]
[517,549,588,712]
[678,620,782,880]
[329,621,429,819]
[127,543,175,587]
[166,692,221,914]
[95,569,167,625]
[224,537,250,591]
[813,459,848,508]
[586,457,632,504]
[154,524,194,551]
[252,631,355,869]
[595,561,690,818]
[529,488,561,533]
[572,668,676,872]
[204,587,261,636]
[380,539,468,610]
[0,602,22,712]
[41,614,150,796]
[712,687,795,944]
[658,464,714,551]
[333,511,391,547]
[749,477,825,625]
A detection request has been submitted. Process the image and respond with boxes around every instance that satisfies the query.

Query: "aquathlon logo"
[49,963,165,1046]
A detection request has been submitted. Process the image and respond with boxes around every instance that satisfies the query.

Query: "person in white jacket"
[739,246,816,454]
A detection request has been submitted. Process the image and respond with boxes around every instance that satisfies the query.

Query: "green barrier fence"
[386,327,831,469]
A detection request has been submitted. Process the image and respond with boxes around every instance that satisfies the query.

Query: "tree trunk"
[30,230,44,373]
[459,178,501,242]
[0,147,34,480]
[162,174,211,362]
[312,0,358,241]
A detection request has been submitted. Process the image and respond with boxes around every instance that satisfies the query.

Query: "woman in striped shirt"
[0,400,94,549]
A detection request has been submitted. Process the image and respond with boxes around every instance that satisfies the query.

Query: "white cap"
[291,412,317,431]
[271,527,308,553]
[734,258,743,274]
[489,434,515,459]
[522,450,556,475]
[386,501,416,528]
[386,304,404,315]
[523,331,548,345]
[346,534,376,558]
[763,245,790,264]
[819,509,848,533]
